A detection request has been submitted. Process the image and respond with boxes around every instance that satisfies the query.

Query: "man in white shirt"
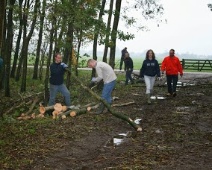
[87,59,117,114]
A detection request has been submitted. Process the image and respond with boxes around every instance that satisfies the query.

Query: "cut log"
[59,107,91,119]
[52,110,61,119]
[67,69,142,132]
[70,108,91,117]
[54,103,63,112]
[39,105,54,114]
[39,103,64,114]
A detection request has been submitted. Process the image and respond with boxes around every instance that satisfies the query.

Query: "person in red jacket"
[161,49,183,97]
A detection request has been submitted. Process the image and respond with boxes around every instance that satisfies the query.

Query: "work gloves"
[60,62,68,68]
[91,77,97,82]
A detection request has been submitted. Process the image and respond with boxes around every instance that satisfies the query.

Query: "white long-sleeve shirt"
[94,61,117,84]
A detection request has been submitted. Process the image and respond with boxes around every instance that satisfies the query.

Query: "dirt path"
[26,73,212,170]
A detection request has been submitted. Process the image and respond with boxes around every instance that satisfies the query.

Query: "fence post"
[182,59,185,69]
[198,60,200,71]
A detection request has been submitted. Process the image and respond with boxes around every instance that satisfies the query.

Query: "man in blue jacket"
[48,53,71,106]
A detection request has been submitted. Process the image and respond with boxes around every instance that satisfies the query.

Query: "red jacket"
[161,56,183,75]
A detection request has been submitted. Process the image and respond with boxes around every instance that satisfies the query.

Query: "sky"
[117,0,212,56]
[82,0,212,56]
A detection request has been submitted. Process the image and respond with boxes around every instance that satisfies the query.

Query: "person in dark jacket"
[120,47,128,70]
[124,52,134,85]
[140,49,160,104]
[48,53,71,106]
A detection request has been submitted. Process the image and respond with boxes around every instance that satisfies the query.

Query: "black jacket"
[140,59,160,77]
[124,57,134,71]
[49,62,66,85]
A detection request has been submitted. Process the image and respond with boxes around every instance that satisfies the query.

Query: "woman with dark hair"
[140,49,161,104]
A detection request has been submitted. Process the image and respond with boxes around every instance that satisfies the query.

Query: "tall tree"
[92,0,106,61]
[103,0,114,62]
[0,0,6,90]
[33,0,46,79]
[109,0,122,68]
[10,0,24,78]
[20,0,40,92]
[4,0,16,97]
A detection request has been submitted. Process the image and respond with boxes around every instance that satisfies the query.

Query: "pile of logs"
[39,102,100,119]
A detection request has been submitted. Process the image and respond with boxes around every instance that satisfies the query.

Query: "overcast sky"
[117,0,212,55]
[82,0,212,56]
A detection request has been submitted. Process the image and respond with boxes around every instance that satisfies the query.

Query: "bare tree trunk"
[92,0,106,61]
[39,43,47,80]
[33,0,46,79]
[44,19,56,105]
[0,0,6,53]
[0,0,6,91]
[103,0,114,62]
[10,0,23,78]
[91,0,106,77]
[109,0,122,68]
[20,0,40,92]
[4,0,16,97]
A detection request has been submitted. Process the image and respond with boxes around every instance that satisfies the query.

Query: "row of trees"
[0,0,164,97]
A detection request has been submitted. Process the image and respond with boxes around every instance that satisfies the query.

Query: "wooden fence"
[181,59,212,71]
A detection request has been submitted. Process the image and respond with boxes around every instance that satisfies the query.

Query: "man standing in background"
[161,49,183,97]
[120,47,128,70]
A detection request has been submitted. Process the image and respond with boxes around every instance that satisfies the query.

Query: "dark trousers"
[119,57,124,70]
[125,69,134,84]
[166,75,178,94]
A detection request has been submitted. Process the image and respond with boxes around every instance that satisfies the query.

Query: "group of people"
[120,48,183,104]
[48,48,183,114]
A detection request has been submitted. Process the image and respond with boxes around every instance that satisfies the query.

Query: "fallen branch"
[112,101,135,107]
[25,97,39,115]
[67,69,142,131]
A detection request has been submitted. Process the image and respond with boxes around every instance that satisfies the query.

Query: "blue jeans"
[166,75,178,94]
[48,84,71,106]
[102,80,116,104]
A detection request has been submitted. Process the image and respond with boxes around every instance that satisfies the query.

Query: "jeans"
[166,75,178,94]
[48,84,71,106]
[144,75,156,94]
[125,69,134,84]
[102,80,116,104]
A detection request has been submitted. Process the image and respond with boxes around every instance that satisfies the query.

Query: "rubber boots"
[96,103,105,114]
[147,93,151,104]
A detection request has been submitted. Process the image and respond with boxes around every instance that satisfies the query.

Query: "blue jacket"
[140,59,160,77]
[49,62,67,85]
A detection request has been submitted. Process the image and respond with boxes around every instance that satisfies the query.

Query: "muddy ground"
[0,72,212,170]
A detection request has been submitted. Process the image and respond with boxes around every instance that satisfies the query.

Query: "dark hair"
[125,52,130,57]
[54,53,61,58]
[145,49,155,60]
[170,49,175,53]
